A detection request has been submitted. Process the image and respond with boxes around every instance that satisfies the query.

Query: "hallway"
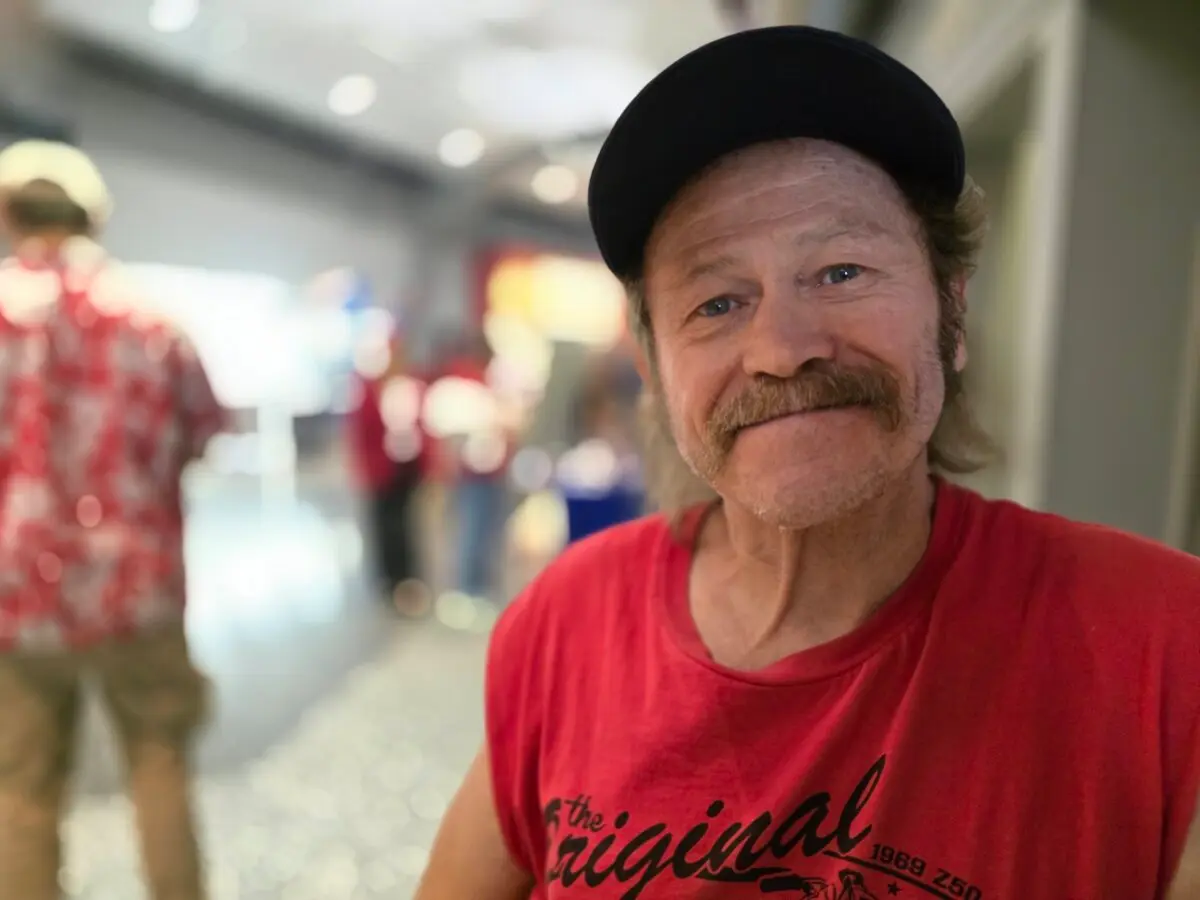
[62,480,496,899]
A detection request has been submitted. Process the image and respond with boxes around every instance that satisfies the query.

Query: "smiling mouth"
[742,404,867,429]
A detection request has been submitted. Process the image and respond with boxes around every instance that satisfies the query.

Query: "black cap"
[587,26,965,280]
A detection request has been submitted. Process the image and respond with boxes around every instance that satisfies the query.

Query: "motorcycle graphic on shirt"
[759,868,879,899]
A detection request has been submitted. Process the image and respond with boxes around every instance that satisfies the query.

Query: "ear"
[954,335,968,373]
[633,341,652,385]
[623,323,655,386]
[950,275,969,373]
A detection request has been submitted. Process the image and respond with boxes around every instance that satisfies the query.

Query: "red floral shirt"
[0,240,224,651]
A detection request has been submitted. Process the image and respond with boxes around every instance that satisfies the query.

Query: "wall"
[880,0,1200,537]
[878,0,1088,513]
[954,152,1013,498]
[72,76,421,298]
[1042,0,1200,538]
[877,0,1058,123]
[952,62,1041,500]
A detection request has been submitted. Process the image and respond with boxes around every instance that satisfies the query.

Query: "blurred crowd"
[347,320,647,617]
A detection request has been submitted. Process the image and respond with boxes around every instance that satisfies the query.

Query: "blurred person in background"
[558,357,644,544]
[418,26,1200,900]
[348,329,430,615]
[439,331,513,603]
[0,141,223,900]
[571,349,642,452]
[569,369,629,453]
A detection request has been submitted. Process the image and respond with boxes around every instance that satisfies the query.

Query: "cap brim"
[587,26,965,280]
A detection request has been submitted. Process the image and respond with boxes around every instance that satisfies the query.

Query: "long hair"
[626,175,997,516]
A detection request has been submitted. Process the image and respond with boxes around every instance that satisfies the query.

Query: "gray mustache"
[707,365,903,450]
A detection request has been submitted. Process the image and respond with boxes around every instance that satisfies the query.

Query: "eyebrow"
[679,215,896,284]
[683,254,742,282]
[793,215,895,247]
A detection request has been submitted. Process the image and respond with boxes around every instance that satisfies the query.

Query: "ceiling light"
[438,129,486,168]
[459,47,653,139]
[149,0,199,34]
[328,75,377,117]
[530,165,578,205]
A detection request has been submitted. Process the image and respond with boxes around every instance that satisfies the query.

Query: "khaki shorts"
[0,625,210,799]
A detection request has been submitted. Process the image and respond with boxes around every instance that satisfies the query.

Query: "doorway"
[955,62,1038,499]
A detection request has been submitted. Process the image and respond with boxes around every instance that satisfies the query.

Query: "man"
[438,332,512,602]
[0,140,223,899]
[349,328,431,614]
[560,357,644,545]
[417,26,1200,900]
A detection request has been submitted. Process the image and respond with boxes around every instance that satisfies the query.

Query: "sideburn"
[636,388,717,525]
[928,292,997,474]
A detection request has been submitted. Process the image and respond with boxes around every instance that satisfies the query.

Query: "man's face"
[643,139,960,526]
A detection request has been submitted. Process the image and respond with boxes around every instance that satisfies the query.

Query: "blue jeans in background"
[454,477,507,599]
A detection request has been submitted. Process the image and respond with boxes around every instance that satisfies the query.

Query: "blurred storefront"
[440,245,642,584]
[475,245,626,426]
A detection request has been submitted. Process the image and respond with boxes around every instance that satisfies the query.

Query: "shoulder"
[0,261,59,322]
[974,489,1200,593]
[495,513,672,640]
[87,264,164,324]
[484,514,671,778]
[72,259,183,339]
[487,512,673,689]
[547,512,670,578]
[957,492,1200,884]
[959,486,1200,640]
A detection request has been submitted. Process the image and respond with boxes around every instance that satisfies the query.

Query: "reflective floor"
[64,475,495,899]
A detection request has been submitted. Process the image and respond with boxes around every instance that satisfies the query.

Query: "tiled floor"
[62,478,500,899]
[66,618,488,900]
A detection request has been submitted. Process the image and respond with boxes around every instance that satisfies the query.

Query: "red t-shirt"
[349,372,434,489]
[348,374,395,490]
[486,481,1200,899]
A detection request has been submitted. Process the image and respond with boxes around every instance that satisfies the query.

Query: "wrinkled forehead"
[645,138,918,271]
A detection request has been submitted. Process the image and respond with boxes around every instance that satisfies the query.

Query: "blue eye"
[822,264,863,285]
[696,296,735,318]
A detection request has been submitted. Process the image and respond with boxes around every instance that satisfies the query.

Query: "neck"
[13,231,81,260]
[691,464,937,667]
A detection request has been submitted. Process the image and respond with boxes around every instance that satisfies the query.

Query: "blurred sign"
[479,248,625,348]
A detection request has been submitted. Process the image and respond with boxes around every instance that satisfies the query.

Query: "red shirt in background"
[349,374,398,491]
[349,370,433,490]
[0,241,224,650]
[487,481,1200,899]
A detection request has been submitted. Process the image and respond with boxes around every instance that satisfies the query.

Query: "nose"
[740,280,836,379]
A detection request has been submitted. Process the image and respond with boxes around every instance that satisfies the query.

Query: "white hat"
[0,140,112,225]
